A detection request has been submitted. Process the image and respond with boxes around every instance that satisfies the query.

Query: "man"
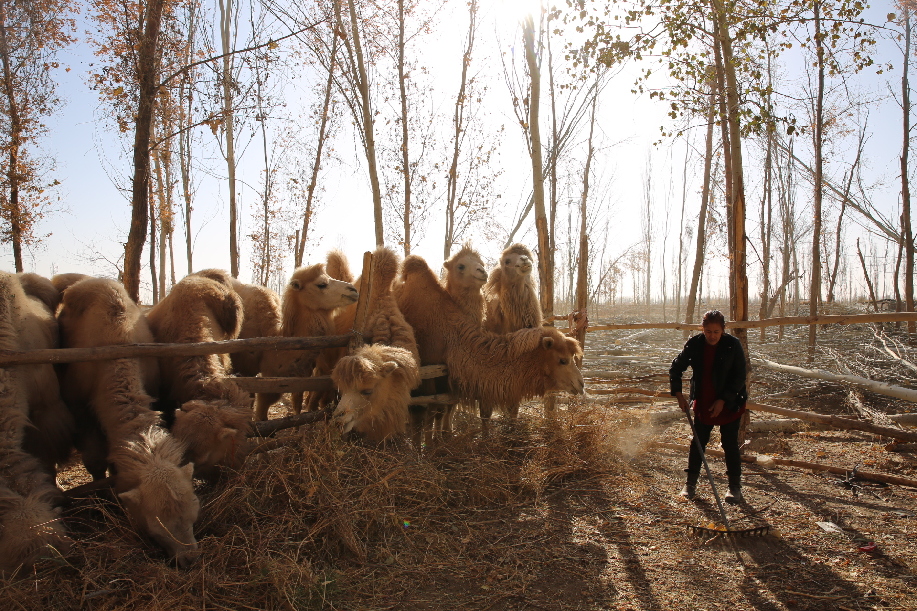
[669,310,748,503]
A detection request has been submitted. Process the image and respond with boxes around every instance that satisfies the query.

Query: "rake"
[683,408,770,539]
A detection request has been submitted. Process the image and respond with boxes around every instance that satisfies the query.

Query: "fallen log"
[63,477,114,500]
[0,334,353,366]
[753,358,917,403]
[747,402,917,443]
[650,441,917,488]
[233,364,451,394]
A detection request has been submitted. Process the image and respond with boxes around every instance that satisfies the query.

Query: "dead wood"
[747,402,917,443]
[754,358,917,403]
[651,441,917,488]
[249,407,332,438]
[0,334,353,366]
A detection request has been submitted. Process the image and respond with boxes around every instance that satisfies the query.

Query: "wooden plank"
[651,441,917,488]
[0,334,353,366]
[747,402,917,443]
[579,312,917,332]
[349,251,374,353]
[409,393,459,405]
[232,364,448,394]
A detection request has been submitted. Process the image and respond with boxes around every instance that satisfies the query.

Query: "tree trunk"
[808,0,825,357]
[149,190,158,304]
[344,0,384,246]
[575,96,597,360]
[902,7,914,335]
[523,16,553,324]
[0,2,22,272]
[857,238,879,312]
[712,29,735,318]
[124,0,167,302]
[684,87,716,335]
[444,0,476,260]
[397,0,411,256]
[218,0,239,278]
[296,30,338,268]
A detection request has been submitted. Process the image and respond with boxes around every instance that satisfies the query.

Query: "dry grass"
[2,400,630,610]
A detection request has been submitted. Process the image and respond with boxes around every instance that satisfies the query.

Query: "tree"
[0,0,74,271]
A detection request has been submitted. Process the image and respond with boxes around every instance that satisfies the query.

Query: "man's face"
[703,323,724,346]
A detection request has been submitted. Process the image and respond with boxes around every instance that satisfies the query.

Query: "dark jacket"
[669,333,748,412]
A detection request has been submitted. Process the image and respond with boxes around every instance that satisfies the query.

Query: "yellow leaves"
[267,40,279,51]
[112,86,124,96]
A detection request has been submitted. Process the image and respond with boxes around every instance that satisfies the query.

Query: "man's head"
[702,310,726,345]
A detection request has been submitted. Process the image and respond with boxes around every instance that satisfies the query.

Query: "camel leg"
[479,402,493,436]
[254,392,281,421]
[441,404,456,438]
[507,402,520,419]
[292,392,304,415]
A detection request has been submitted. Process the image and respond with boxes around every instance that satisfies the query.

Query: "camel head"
[444,245,488,291]
[331,344,420,442]
[499,243,535,283]
[287,263,359,311]
[539,329,585,395]
[116,429,200,568]
[0,492,70,577]
[172,400,252,477]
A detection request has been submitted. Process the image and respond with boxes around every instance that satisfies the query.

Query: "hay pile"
[2,400,636,609]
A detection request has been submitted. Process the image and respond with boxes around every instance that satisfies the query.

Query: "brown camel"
[396,256,584,432]
[443,244,488,325]
[254,263,358,420]
[171,399,252,478]
[0,272,70,577]
[484,243,543,334]
[57,277,200,567]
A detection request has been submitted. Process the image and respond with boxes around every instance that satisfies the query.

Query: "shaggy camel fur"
[56,278,200,566]
[146,275,245,408]
[18,272,62,312]
[397,256,584,427]
[332,344,420,442]
[254,263,358,420]
[443,244,488,325]
[170,399,251,478]
[189,269,283,379]
[50,272,90,295]
[145,274,252,474]
[484,243,543,334]
[0,272,70,576]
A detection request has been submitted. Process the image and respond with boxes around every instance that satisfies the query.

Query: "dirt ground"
[4,301,917,610]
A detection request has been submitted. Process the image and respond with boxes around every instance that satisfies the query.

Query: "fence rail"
[554,311,917,332]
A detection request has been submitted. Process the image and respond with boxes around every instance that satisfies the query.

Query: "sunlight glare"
[491,0,545,26]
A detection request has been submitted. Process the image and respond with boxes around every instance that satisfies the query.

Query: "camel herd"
[0,243,584,576]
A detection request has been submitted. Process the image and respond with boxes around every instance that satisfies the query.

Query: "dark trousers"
[687,417,742,480]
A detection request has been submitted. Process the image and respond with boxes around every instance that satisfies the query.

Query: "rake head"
[687,524,770,539]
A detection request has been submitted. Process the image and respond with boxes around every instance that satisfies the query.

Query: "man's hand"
[675,392,689,413]
[710,399,725,418]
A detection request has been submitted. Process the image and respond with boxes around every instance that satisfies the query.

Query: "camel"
[396,256,584,432]
[331,344,420,442]
[0,272,70,576]
[145,274,253,474]
[18,272,62,312]
[57,277,200,566]
[443,244,488,325]
[189,269,284,379]
[50,272,90,295]
[484,243,543,334]
[254,263,358,420]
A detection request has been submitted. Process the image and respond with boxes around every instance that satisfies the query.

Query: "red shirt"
[693,341,745,425]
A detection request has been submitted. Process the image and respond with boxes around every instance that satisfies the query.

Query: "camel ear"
[380,361,399,377]
[542,336,555,350]
[290,279,302,290]
[118,488,142,506]
[218,427,237,441]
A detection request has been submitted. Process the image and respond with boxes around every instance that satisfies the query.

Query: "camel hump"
[17,273,60,312]
[371,247,400,294]
[51,273,90,295]
[326,250,354,283]
[61,277,131,320]
[401,254,433,278]
[189,268,235,290]
[200,280,243,339]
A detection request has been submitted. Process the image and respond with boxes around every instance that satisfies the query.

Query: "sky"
[4,0,912,309]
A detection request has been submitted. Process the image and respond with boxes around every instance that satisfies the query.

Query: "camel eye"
[360,389,373,396]
[559,358,569,366]
[505,259,510,264]
[316,283,328,289]
[458,264,465,271]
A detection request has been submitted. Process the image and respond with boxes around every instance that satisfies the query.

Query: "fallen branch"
[0,334,353,366]
[747,402,917,443]
[754,358,917,403]
[249,407,332,438]
[234,364,449,394]
[650,441,917,488]
[63,477,114,500]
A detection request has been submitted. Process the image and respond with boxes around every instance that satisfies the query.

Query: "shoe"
[725,475,743,504]
[679,483,696,499]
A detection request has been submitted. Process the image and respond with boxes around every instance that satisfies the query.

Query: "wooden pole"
[0,335,353,366]
[651,441,917,488]
[349,251,374,354]
[575,312,917,332]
